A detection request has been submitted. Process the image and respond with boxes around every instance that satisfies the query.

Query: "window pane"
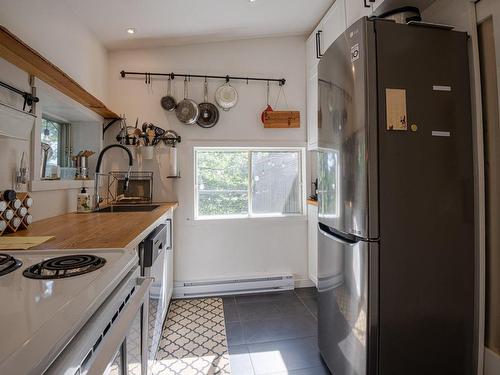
[251,151,301,215]
[41,119,60,166]
[196,151,249,217]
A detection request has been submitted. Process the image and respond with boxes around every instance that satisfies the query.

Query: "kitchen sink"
[95,204,160,213]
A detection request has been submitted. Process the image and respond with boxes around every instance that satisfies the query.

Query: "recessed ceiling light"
[249,0,256,3]
[126,28,136,35]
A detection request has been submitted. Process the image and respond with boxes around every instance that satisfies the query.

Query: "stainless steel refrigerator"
[317,17,476,375]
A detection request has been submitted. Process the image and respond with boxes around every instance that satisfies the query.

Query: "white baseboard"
[294,278,316,288]
[173,274,294,298]
[485,347,500,375]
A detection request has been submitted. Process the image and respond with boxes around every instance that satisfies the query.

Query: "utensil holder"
[141,146,154,160]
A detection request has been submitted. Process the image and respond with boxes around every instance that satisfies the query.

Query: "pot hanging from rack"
[197,79,219,128]
[175,77,199,125]
[161,76,177,111]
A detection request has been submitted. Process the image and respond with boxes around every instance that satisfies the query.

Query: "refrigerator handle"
[318,222,359,244]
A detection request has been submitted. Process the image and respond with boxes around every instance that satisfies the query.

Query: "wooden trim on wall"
[0,25,119,119]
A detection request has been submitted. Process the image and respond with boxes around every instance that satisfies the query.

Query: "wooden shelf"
[0,26,119,119]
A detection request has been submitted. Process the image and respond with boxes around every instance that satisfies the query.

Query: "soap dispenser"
[77,187,92,213]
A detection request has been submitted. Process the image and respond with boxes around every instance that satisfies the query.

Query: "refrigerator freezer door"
[318,223,377,375]
[375,20,475,375]
[317,18,378,240]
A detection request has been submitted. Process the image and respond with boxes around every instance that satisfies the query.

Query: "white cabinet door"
[306,30,320,72]
[308,204,318,286]
[307,69,318,150]
[321,0,346,53]
[346,0,373,27]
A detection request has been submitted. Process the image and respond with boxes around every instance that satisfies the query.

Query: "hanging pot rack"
[120,70,286,86]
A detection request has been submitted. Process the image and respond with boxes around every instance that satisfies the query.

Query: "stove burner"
[0,254,22,277]
[23,254,106,279]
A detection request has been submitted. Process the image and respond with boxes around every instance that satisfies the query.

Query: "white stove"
[0,248,150,375]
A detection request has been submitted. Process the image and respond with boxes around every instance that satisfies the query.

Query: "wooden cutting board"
[0,236,54,250]
[262,111,300,128]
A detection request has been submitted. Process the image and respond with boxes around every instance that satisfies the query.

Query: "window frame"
[194,146,306,220]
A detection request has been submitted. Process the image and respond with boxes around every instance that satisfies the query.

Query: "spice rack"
[0,192,33,236]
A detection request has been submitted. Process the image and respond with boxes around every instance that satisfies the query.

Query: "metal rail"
[120,70,286,86]
[0,79,39,111]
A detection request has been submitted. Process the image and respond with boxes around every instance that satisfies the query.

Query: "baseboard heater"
[173,274,294,298]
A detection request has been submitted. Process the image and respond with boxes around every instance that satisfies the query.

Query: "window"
[41,118,61,167]
[40,118,72,178]
[195,147,304,219]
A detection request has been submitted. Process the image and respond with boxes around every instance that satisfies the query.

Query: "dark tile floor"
[223,287,331,375]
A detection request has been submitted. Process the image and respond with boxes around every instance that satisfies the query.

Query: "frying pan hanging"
[197,79,219,128]
[161,77,177,111]
[175,77,199,125]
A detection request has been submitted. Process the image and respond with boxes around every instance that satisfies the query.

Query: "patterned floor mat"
[152,298,231,375]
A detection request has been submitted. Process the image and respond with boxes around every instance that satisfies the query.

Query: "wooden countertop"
[7,202,178,250]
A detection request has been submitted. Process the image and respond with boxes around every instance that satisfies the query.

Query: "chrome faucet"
[94,144,133,210]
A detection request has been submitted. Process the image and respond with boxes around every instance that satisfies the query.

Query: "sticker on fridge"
[351,44,360,62]
[385,88,407,131]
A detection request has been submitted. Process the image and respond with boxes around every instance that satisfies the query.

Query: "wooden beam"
[0,25,119,119]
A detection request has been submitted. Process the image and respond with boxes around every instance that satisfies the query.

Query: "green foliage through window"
[195,148,303,219]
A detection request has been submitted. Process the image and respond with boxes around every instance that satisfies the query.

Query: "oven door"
[88,277,152,375]
[144,249,167,373]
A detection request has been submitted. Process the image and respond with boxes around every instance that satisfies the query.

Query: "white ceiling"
[64,0,335,50]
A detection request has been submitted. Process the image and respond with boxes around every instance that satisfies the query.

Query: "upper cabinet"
[321,0,347,54]
[306,0,347,150]
[345,0,374,27]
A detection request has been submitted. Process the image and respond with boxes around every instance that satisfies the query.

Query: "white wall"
[106,36,310,285]
[0,57,98,221]
[0,0,109,102]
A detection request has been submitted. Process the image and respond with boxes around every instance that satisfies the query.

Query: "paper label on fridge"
[385,88,408,131]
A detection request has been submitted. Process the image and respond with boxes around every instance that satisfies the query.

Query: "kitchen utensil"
[197,79,219,128]
[161,77,177,111]
[261,81,273,124]
[176,78,199,124]
[215,80,238,111]
[146,128,155,145]
[116,115,128,144]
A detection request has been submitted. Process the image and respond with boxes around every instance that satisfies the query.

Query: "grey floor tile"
[223,296,236,305]
[226,321,245,346]
[224,303,240,323]
[247,337,323,374]
[268,365,331,375]
[242,314,317,344]
[289,365,331,375]
[236,299,310,321]
[300,297,318,319]
[236,291,297,304]
[294,287,318,298]
[228,345,255,375]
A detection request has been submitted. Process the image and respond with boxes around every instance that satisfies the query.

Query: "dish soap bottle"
[77,187,92,213]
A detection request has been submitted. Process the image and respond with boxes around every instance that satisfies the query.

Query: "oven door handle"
[87,276,153,375]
